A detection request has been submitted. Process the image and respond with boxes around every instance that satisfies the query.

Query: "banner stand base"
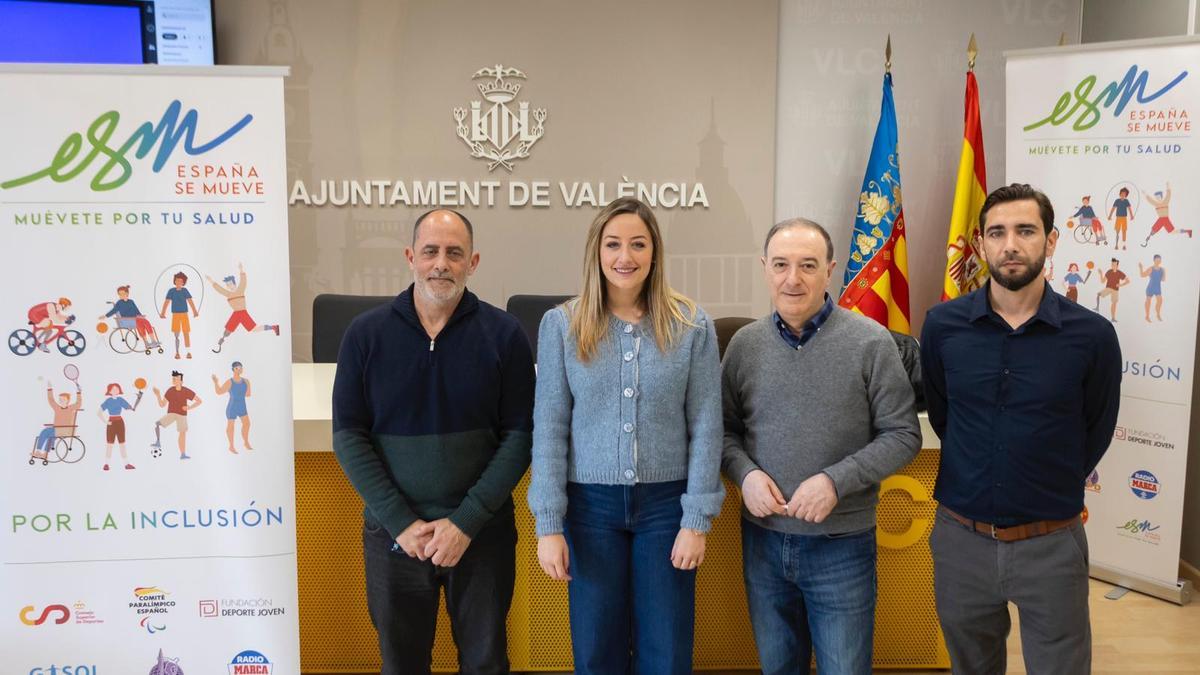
[1090,563,1194,606]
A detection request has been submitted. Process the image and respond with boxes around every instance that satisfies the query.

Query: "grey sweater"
[528,303,725,537]
[721,308,921,534]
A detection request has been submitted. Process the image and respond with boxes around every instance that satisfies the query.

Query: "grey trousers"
[930,507,1091,675]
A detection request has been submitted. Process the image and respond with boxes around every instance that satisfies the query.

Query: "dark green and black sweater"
[332,286,534,539]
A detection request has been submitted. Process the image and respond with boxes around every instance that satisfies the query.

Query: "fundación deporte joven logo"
[453,64,547,172]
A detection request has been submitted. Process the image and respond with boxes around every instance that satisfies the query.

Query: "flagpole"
[967,33,977,71]
[885,34,892,74]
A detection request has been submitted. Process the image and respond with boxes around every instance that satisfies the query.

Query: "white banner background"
[1007,39,1198,592]
[0,66,299,673]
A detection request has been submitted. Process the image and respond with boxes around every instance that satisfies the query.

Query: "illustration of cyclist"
[27,298,74,353]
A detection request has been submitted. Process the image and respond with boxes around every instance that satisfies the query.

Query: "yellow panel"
[295,449,949,672]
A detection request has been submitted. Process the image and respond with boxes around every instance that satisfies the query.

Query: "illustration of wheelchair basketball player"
[1142,183,1193,246]
[1072,196,1107,246]
[206,263,280,354]
[159,272,199,360]
[100,285,162,350]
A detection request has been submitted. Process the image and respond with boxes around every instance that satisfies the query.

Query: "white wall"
[1082,0,1191,42]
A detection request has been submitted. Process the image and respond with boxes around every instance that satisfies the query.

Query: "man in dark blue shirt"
[921,183,1121,675]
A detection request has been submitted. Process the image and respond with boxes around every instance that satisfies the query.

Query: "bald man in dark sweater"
[333,210,534,675]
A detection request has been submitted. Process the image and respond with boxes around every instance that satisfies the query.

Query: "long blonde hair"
[567,197,697,362]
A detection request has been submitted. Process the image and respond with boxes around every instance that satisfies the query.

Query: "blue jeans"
[741,519,877,675]
[563,480,695,675]
[35,427,55,451]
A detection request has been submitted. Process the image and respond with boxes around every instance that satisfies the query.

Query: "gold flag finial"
[1058,32,1068,46]
[885,34,892,74]
[967,33,978,71]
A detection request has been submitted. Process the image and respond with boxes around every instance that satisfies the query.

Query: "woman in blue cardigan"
[528,197,724,674]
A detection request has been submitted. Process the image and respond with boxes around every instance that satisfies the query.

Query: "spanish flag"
[838,72,911,334]
[942,71,989,300]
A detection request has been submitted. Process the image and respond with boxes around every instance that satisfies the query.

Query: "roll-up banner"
[1006,37,1199,605]
[0,65,301,671]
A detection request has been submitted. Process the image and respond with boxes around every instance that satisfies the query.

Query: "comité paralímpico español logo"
[130,586,174,634]
[453,64,547,172]
[0,100,251,193]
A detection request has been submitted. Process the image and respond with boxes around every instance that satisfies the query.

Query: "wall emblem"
[453,64,547,172]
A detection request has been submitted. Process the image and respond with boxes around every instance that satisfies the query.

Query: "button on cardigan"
[528,303,725,537]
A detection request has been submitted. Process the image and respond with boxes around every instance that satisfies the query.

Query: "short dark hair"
[979,183,1055,235]
[412,209,474,247]
[763,218,834,261]
[172,271,188,284]
[1119,187,1129,195]
[171,370,183,379]
[1111,257,1119,263]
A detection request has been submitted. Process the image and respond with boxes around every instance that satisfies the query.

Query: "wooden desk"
[290,363,948,672]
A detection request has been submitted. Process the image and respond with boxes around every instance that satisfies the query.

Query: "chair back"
[714,316,755,360]
[505,294,574,358]
[311,294,393,363]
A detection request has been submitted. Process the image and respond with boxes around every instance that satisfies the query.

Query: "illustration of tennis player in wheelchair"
[9,298,86,357]
[98,285,164,355]
[30,373,86,466]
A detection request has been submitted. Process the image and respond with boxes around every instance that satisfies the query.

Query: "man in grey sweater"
[722,218,921,675]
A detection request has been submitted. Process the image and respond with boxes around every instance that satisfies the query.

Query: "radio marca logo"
[1129,470,1160,500]
[229,650,272,674]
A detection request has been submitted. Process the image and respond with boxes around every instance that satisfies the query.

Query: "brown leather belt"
[940,506,1079,542]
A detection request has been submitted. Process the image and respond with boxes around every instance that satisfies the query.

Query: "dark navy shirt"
[773,294,834,350]
[920,282,1121,525]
